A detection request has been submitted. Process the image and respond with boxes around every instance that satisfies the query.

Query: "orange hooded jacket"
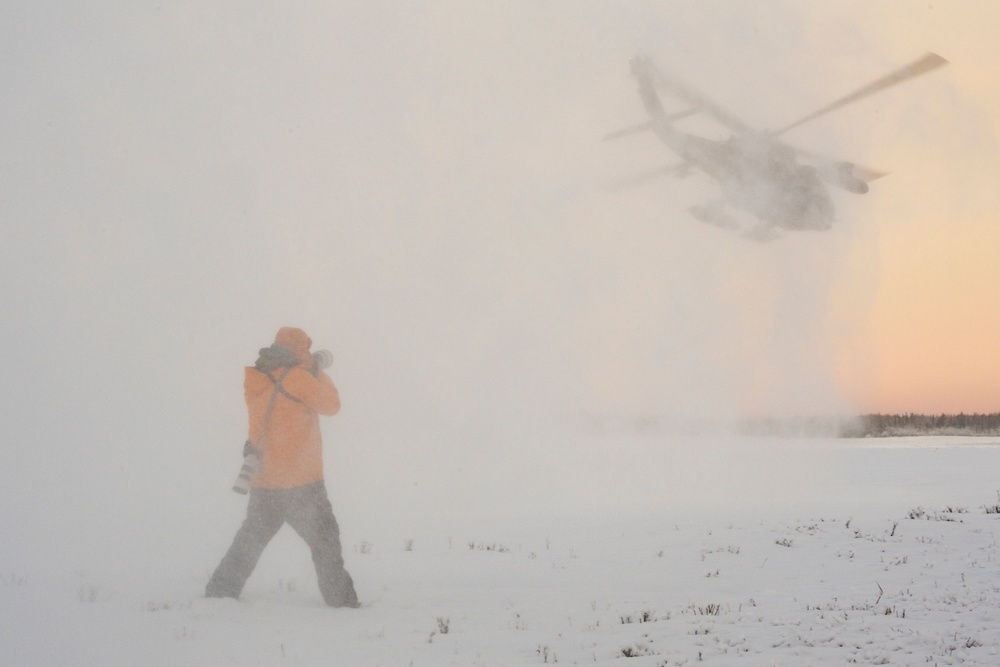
[246,327,341,489]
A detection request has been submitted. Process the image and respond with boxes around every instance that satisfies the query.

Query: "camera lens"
[312,350,333,370]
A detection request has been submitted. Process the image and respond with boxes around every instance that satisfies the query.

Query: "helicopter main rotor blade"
[603,109,699,142]
[850,165,889,182]
[607,162,691,191]
[603,121,653,141]
[774,52,948,136]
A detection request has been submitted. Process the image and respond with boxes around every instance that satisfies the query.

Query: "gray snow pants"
[205,481,359,607]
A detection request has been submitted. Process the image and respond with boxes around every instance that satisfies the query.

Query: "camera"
[232,442,262,494]
[311,349,333,372]
[255,346,333,374]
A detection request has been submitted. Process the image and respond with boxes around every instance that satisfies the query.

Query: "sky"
[2,2,1000,552]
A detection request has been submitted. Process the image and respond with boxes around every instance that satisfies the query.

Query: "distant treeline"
[846,413,1000,438]
[736,413,1000,438]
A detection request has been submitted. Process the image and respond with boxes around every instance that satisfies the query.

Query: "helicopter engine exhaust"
[818,162,870,194]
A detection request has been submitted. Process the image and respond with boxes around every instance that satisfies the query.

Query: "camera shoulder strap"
[264,367,304,405]
[249,366,295,450]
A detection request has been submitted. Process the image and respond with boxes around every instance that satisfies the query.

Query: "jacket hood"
[274,327,313,366]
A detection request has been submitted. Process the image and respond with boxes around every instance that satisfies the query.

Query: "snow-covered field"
[3,434,1000,666]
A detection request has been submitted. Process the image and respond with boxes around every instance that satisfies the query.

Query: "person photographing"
[206,327,359,608]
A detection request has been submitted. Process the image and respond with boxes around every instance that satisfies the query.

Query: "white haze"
[0,2,956,584]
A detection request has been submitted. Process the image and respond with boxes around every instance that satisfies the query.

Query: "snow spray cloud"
[0,2,886,557]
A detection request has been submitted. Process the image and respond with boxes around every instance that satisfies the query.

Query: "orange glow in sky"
[819,2,1000,414]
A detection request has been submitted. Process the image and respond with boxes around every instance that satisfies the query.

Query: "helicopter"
[608,52,949,240]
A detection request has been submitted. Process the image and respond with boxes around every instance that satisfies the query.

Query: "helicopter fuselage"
[637,69,834,231]
[618,52,947,238]
[615,52,949,238]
